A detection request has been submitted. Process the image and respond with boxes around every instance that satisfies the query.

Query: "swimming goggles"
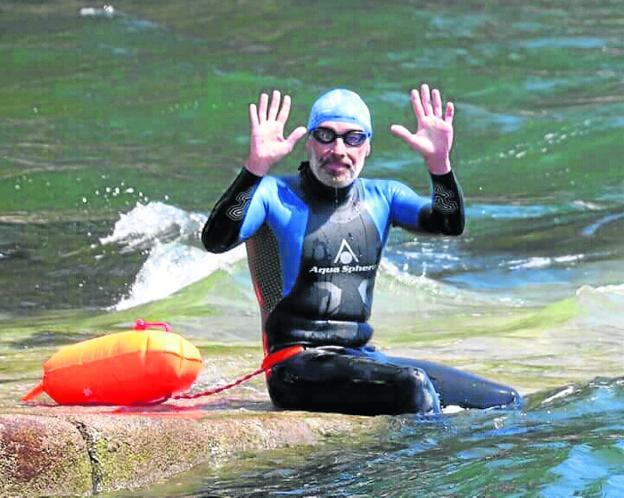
[311,127,369,147]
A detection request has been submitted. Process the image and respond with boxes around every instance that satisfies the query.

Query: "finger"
[445,101,454,125]
[268,89,281,121]
[248,103,260,129]
[409,89,425,123]
[391,125,427,154]
[285,126,308,147]
[277,94,291,123]
[420,84,433,116]
[258,92,269,122]
[390,124,413,142]
[432,88,442,118]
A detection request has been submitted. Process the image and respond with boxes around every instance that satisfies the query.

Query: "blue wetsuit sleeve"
[390,171,464,235]
[201,168,265,253]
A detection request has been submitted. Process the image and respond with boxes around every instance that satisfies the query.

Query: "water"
[117,378,624,497]
[1,0,623,495]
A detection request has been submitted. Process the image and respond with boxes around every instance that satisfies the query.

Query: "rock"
[0,415,91,496]
[0,406,383,496]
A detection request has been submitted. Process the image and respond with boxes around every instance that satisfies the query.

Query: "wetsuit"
[202,162,521,415]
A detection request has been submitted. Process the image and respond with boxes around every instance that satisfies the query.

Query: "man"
[202,85,521,415]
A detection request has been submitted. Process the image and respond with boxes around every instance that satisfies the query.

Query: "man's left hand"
[390,84,454,175]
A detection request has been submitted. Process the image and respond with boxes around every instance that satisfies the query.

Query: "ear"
[365,142,372,158]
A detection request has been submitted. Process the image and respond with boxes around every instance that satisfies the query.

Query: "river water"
[1,0,623,496]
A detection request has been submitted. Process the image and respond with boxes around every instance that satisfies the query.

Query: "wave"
[581,211,624,236]
[101,202,480,311]
[573,283,624,330]
[99,202,624,317]
[100,202,245,310]
[508,254,585,270]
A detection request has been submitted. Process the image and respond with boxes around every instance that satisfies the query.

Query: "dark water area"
[1,0,623,496]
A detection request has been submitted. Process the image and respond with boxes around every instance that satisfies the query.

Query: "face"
[306,121,371,188]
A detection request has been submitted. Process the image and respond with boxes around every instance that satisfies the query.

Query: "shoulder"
[254,174,305,207]
[257,174,298,189]
[359,177,416,199]
[252,174,291,197]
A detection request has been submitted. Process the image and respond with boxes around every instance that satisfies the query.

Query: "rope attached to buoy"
[171,345,304,400]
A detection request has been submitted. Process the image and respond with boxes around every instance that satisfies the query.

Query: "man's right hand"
[244,90,307,176]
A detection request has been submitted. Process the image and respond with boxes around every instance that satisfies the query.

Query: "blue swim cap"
[307,89,372,137]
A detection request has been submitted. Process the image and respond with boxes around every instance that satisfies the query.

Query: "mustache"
[320,154,352,168]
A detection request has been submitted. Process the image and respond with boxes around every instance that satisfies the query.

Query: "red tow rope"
[133,319,172,332]
[171,345,304,401]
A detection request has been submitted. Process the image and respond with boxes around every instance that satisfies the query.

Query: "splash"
[101,202,245,310]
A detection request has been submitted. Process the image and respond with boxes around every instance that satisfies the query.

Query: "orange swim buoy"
[22,320,203,405]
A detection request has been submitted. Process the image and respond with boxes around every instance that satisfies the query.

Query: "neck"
[299,161,355,204]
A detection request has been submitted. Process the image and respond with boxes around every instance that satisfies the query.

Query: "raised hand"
[245,90,308,176]
[390,84,454,175]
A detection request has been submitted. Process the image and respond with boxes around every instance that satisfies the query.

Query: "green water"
[1,0,623,496]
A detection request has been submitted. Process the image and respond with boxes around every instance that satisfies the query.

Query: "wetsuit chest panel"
[281,187,383,322]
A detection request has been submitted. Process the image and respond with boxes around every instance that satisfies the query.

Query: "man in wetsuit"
[202,85,521,415]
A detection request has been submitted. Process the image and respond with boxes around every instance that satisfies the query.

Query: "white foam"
[79,5,115,18]
[379,259,442,292]
[101,201,246,310]
[509,254,584,270]
[114,241,245,311]
[574,283,624,330]
[576,283,624,297]
[100,201,202,252]
[541,386,577,405]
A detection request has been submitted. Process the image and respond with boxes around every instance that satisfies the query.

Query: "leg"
[267,347,440,416]
[386,355,522,409]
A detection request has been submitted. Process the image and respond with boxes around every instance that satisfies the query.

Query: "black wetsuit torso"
[265,167,381,351]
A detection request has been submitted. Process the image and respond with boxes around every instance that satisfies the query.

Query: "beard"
[308,152,363,188]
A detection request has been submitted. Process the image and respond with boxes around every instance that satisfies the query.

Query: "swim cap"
[307,89,372,137]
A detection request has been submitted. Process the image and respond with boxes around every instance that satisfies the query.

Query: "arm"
[389,84,463,235]
[202,90,307,253]
[201,168,262,253]
[418,171,464,235]
[389,171,464,236]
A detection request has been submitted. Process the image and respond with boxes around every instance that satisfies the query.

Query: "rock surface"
[0,401,384,496]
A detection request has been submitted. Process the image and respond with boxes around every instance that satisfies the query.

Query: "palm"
[410,116,453,158]
[246,90,307,176]
[390,84,455,174]
[250,120,294,163]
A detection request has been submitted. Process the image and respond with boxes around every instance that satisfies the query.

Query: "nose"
[330,137,347,155]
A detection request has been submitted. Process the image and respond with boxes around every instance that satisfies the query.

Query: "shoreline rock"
[0,402,385,496]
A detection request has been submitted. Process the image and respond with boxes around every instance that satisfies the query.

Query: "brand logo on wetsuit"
[333,239,359,265]
[225,187,253,221]
[309,239,376,275]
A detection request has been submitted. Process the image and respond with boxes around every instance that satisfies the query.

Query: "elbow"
[201,225,230,254]
[439,217,464,236]
[443,224,464,236]
[202,240,230,254]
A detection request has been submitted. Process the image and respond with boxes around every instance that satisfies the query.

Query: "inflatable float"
[22,319,302,405]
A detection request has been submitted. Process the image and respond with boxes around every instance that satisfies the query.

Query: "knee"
[266,365,304,409]
[485,386,523,410]
[398,367,441,415]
